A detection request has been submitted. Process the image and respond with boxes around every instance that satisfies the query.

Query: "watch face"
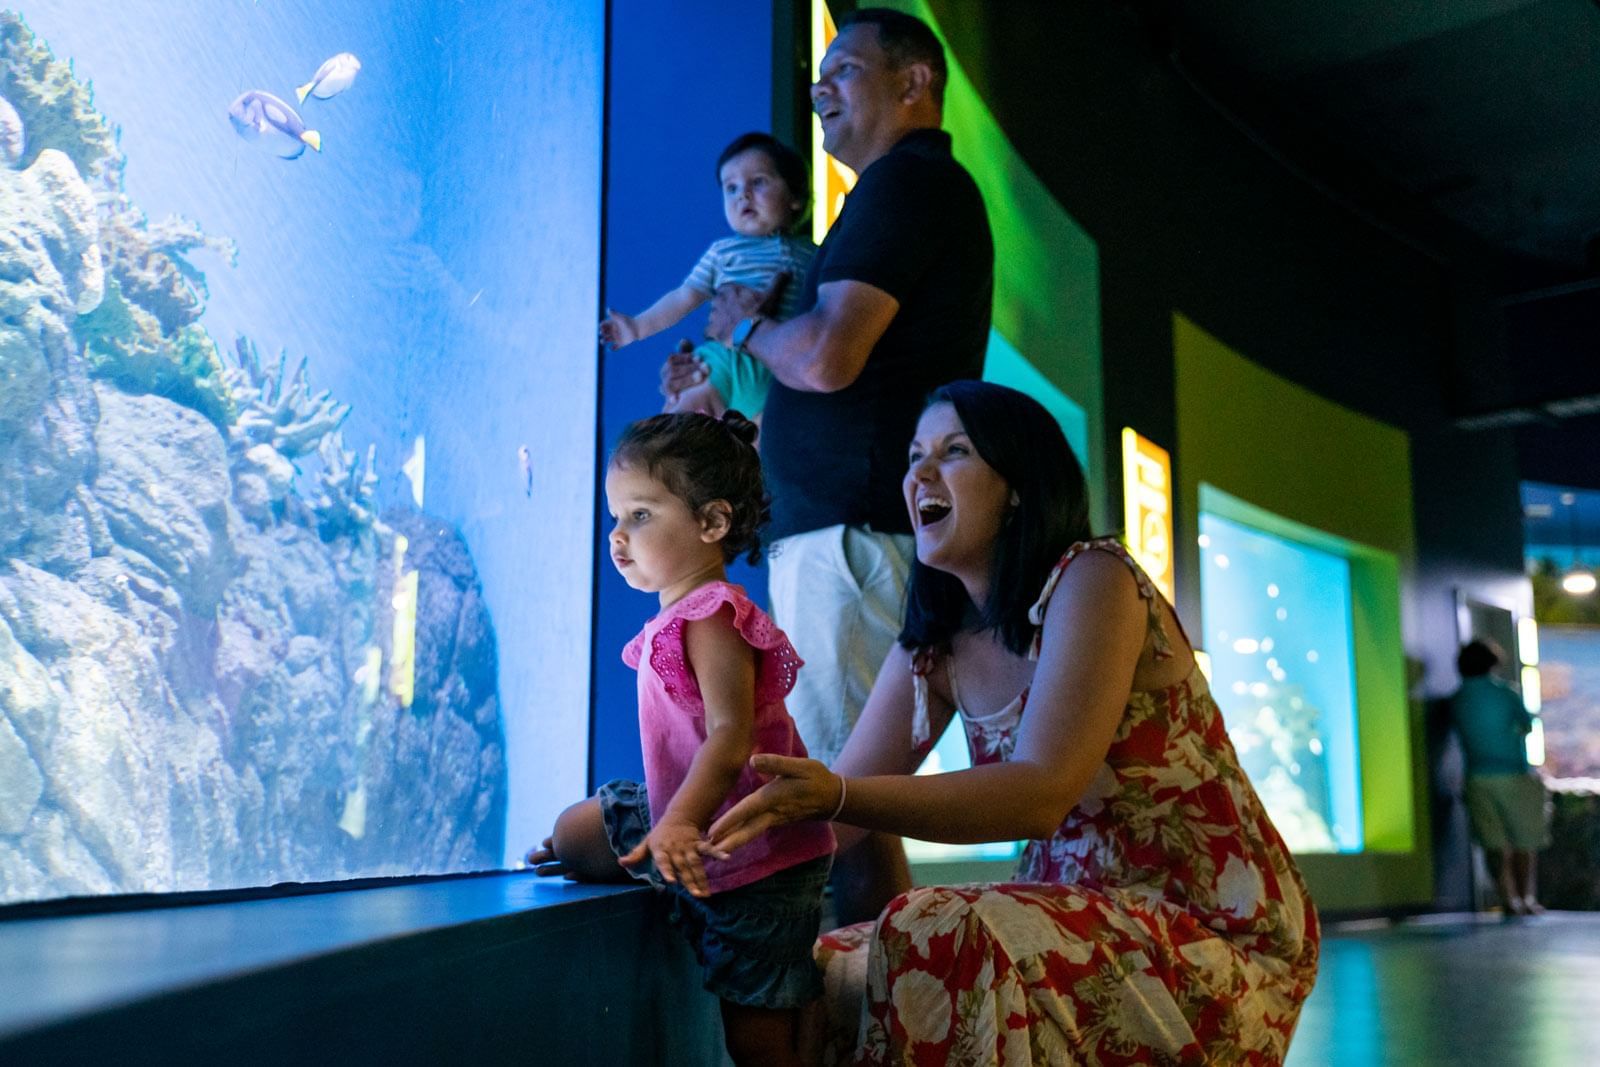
[733,317,755,346]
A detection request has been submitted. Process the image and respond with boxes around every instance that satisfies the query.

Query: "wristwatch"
[730,315,765,354]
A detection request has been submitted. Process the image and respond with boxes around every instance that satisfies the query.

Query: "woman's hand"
[621,816,714,898]
[706,754,841,855]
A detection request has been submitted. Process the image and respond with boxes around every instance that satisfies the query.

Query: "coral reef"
[5,11,239,432]
[314,432,382,541]
[0,92,23,166]
[0,11,119,182]
[0,14,507,903]
[225,337,350,459]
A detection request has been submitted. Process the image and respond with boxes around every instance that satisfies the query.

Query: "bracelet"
[827,774,848,822]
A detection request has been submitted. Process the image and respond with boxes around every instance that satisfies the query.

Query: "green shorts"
[697,340,772,419]
[1464,773,1551,850]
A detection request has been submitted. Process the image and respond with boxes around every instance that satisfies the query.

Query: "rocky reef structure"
[0,13,507,903]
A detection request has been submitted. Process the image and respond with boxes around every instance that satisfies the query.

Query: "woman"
[707,381,1319,1065]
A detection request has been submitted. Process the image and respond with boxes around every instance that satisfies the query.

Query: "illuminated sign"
[812,1,856,242]
[1122,427,1175,601]
[1517,616,1539,666]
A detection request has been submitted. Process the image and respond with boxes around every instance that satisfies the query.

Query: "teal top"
[1449,676,1532,776]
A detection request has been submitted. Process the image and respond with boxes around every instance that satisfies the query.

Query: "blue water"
[2,1,602,898]
[1200,512,1364,853]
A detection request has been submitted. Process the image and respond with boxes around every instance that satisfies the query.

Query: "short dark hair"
[1457,639,1502,678]
[840,8,948,107]
[899,381,1092,657]
[715,132,812,234]
[610,411,770,564]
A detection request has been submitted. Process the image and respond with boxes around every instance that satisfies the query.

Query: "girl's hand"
[599,308,639,349]
[621,817,714,898]
[707,754,840,855]
[524,835,570,878]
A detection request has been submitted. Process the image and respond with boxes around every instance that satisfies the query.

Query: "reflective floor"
[1288,912,1600,1065]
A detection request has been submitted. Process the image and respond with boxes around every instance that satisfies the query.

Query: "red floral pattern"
[817,540,1319,1065]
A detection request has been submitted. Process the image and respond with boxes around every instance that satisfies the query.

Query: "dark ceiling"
[1159,0,1600,485]
[1170,0,1600,271]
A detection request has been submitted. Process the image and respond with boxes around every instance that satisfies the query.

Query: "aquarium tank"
[0,2,602,904]
[1199,511,1365,853]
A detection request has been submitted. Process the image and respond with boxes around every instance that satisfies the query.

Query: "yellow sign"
[1121,428,1175,601]
[812,1,856,243]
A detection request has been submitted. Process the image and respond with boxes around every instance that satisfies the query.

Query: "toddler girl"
[599,133,815,420]
[529,411,835,1066]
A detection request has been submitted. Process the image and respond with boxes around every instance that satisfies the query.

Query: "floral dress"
[816,539,1320,1066]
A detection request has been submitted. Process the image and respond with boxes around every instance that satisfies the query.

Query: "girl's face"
[605,463,728,606]
[903,403,1013,588]
[720,148,800,238]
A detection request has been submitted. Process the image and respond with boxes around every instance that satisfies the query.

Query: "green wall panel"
[1176,313,1429,912]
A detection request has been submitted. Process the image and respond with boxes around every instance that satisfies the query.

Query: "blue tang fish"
[228,90,321,159]
[297,53,361,104]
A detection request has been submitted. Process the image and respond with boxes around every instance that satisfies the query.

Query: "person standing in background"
[1449,639,1550,916]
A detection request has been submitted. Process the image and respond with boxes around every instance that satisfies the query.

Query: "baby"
[600,132,814,421]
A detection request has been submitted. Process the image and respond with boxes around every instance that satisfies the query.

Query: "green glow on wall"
[1175,312,1427,912]
[886,0,1105,528]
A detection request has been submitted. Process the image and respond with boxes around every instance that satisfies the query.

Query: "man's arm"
[734,279,900,394]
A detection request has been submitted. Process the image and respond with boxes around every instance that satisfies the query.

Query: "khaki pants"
[767,525,914,766]
[1464,772,1551,851]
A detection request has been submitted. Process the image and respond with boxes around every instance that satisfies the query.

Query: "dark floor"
[1287,911,1600,1065]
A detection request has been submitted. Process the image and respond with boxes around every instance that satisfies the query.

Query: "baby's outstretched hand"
[621,816,713,898]
[599,308,639,350]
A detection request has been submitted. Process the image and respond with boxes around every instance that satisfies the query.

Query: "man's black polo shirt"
[761,128,993,542]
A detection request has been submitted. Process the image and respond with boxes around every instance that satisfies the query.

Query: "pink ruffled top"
[623,581,835,893]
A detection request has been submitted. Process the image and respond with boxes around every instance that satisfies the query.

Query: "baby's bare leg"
[720,1002,812,1067]
[552,797,632,883]
[662,380,727,417]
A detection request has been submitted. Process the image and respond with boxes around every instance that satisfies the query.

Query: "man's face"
[811,24,903,171]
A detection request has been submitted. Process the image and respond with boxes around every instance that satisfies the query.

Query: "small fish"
[517,445,532,497]
[228,91,321,159]
[296,53,361,104]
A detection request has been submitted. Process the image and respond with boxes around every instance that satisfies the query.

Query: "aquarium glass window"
[0,3,602,904]
[1199,512,1365,853]
[904,719,1022,865]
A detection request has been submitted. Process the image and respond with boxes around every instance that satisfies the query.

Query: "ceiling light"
[1562,569,1597,595]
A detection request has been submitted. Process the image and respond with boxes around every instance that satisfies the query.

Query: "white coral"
[224,336,349,458]
[313,430,380,538]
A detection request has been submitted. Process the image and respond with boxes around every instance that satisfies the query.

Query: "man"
[669,9,993,769]
[1449,640,1549,916]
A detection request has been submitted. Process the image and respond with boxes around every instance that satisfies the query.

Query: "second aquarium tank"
[0,1,602,904]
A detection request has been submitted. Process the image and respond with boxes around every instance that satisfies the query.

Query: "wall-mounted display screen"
[1199,512,1364,853]
[1535,627,1600,779]
[0,2,601,904]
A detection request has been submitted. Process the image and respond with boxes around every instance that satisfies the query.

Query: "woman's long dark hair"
[898,381,1092,657]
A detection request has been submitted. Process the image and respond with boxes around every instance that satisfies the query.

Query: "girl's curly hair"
[609,410,770,564]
